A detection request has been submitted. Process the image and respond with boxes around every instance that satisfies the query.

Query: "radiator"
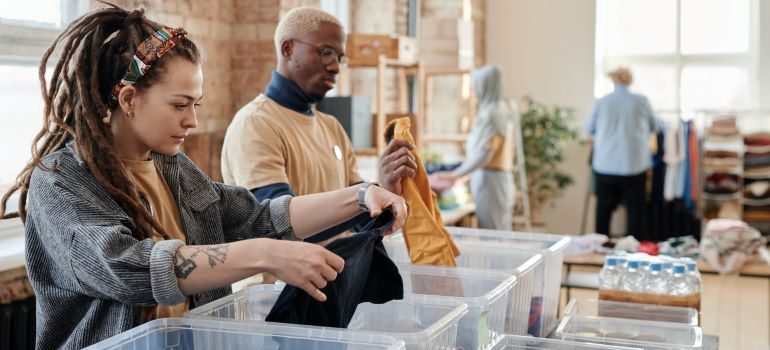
[0,296,35,350]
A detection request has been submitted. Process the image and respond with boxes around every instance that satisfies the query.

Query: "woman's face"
[128,57,203,157]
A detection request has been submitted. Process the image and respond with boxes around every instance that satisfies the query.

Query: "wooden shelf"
[703,192,743,201]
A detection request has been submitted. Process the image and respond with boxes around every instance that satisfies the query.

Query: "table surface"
[564,252,770,277]
[440,202,476,226]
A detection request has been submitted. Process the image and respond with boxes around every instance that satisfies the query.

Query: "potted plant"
[519,96,579,223]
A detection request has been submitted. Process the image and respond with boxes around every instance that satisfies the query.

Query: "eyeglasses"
[292,39,348,67]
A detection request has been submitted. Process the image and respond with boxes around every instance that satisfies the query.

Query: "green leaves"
[520,96,579,210]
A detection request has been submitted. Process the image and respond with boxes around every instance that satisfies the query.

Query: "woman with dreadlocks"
[0,4,407,349]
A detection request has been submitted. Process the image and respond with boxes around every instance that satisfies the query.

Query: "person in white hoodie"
[429,64,516,230]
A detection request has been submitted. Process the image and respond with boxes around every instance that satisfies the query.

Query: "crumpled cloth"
[700,218,770,274]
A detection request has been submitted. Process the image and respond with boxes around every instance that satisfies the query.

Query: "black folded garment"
[266,209,404,328]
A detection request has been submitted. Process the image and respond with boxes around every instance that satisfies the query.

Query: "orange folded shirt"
[386,117,460,266]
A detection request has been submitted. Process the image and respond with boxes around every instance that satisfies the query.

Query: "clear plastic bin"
[554,315,703,350]
[563,299,699,325]
[489,335,642,349]
[186,284,468,350]
[383,235,544,336]
[85,317,406,350]
[444,227,571,336]
[395,262,516,350]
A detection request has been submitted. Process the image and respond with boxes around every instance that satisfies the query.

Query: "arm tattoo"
[190,244,229,268]
[173,244,229,279]
[174,251,197,279]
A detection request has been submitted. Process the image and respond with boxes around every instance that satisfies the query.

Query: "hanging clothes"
[265,210,403,328]
[688,122,699,204]
[385,117,460,266]
[663,120,682,201]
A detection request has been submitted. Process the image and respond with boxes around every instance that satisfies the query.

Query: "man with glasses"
[222,7,417,246]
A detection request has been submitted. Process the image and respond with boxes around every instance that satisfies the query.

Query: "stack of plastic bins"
[555,315,703,350]
[185,284,468,350]
[84,318,406,350]
[383,235,544,336]
[489,335,642,349]
[395,262,516,350]
[442,227,571,336]
[563,299,699,325]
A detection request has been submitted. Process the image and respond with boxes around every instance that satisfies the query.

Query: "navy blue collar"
[265,71,314,116]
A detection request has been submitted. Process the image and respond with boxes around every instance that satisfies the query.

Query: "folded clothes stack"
[704,173,740,194]
[744,180,770,200]
[703,150,741,171]
[745,133,770,170]
[707,116,739,137]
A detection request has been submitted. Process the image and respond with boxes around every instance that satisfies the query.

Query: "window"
[595,0,759,117]
[0,0,88,200]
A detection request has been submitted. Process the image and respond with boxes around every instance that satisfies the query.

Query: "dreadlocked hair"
[0,2,201,241]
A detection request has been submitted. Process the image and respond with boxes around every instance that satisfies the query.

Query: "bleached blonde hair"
[274,7,344,57]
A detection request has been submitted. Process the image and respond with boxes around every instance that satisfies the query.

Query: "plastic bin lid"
[84,318,406,350]
[563,299,699,326]
[445,227,572,254]
[555,315,703,349]
[491,334,643,349]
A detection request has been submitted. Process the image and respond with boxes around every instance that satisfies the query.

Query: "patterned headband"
[108,26,187,108]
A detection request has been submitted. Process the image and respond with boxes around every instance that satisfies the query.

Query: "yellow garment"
[221,94,362,194]
[124,158,189,322]
[389,117,460,266]
[485,122,514,171]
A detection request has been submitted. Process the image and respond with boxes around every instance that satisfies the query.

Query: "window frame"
[0,0,89,214]
[594,0,761,116]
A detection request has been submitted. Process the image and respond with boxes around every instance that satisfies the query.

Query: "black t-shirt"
[266,210,404,328]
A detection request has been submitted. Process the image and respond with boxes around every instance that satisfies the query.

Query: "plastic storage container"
[383,235,544,336]
[85,318,406,350]
[555,315,703,350]
[395,262,516,350]
[186,284,468,350]
[489,335,643,349]
[563,299,699,325]
[443,227,571,336]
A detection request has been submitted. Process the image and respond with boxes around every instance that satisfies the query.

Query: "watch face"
[333,145,342,160]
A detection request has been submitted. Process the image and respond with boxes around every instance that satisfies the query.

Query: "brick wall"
[93,0,486,178]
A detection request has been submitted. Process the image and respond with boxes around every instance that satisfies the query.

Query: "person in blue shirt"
[586,67,663,238]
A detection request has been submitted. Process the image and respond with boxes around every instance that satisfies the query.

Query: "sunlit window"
[595,0,758,117]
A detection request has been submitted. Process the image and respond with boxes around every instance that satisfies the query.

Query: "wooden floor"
[559,267,770,350]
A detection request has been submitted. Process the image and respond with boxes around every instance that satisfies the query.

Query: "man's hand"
[379,140,417,195]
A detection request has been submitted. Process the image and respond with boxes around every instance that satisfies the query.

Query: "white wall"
[761,0,770,110]
[486,0,597,235]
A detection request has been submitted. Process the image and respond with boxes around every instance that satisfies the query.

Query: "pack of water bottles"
[597,253,702,312]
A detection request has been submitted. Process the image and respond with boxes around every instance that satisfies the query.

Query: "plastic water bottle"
[621,261,645,292]
[643,262,668,294]
[616,257,628,274]
[669,264,691,296]
[661,261,674,280]
[599,257,621,290]
[685,262,703,293]
[639,260,651,275]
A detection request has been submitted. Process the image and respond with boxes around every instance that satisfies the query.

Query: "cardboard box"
[347,34,418,67]
[599,289,701,312]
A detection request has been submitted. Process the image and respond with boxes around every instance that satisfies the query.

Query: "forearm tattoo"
[174,244,230,279]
